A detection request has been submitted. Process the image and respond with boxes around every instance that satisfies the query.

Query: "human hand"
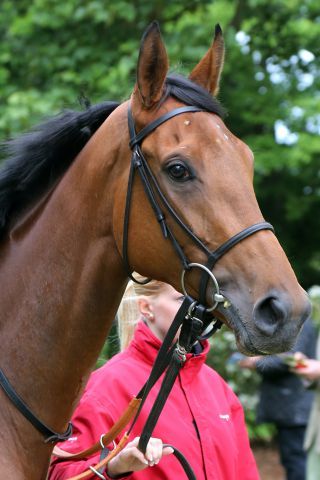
[238,356,261,369]
[107,437,173,477]
[292,359,320,381]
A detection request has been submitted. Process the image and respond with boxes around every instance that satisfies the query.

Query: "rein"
[0,369,72,444]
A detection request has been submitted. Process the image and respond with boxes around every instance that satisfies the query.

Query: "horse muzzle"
[217,290,311,355]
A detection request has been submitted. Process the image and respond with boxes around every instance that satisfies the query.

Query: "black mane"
[0,74,223,238]
[0,101,119,236]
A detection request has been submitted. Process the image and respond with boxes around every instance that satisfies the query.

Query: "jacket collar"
[128,321,210,377]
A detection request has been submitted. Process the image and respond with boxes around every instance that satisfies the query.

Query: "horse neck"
[0,104,129,474]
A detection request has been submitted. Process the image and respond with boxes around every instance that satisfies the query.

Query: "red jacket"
[49,322,259,480]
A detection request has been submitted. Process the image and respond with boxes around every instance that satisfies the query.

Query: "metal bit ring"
[181,262,225,312]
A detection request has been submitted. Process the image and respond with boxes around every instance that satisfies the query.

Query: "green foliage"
[217,0,320,288]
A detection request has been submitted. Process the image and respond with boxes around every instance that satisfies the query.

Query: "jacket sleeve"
[49,392,126,480]
[255,355,288,379]
[227,387,260,480]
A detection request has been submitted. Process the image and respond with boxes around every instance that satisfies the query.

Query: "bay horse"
[0,22,310,479]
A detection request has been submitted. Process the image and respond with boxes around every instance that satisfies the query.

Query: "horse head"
[113,22,310,355]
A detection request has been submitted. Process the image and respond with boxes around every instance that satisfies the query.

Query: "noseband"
[124,104,274,308]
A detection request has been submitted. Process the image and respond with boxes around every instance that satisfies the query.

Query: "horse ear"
[135,21,169,109]
[189,24,225,96]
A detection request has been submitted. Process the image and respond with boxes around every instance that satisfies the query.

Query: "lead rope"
[62,296,195,479]
[135,303,207,480]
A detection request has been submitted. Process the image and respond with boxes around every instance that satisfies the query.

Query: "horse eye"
[167,162,192,182]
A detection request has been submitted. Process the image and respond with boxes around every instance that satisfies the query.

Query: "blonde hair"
[117,273,167,351]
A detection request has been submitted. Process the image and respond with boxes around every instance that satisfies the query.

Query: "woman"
[49,276,259,479]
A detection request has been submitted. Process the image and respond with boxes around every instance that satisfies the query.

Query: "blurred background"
[1,1,319,477]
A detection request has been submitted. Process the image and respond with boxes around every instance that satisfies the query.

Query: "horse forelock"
[165,74,226,118]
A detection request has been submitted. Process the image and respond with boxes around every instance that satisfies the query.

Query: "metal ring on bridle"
[187,301,198,318]
[181,263,225,312]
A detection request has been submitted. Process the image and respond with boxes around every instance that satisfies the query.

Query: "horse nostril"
[253,295,289,336]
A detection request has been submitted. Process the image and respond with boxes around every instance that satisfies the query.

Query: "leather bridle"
[117,103,275,477]
[123,103,274,309]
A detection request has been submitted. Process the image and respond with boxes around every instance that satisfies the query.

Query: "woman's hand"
[107,437,173,477]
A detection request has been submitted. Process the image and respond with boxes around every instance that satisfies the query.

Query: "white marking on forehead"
[216,124,221,129]
[224,134,229,140]
[184,120,191,126]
